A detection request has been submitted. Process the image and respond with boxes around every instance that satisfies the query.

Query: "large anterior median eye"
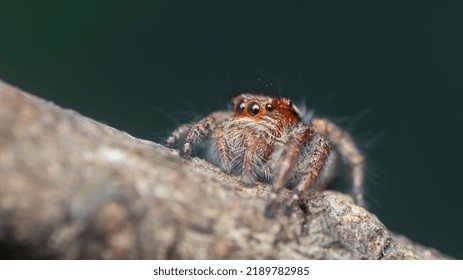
[247,102,260,116]
[235,99,245,113]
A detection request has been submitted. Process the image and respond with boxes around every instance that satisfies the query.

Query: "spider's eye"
[235,100,245,113]
[265,103,273,111]
[287,99,293,106]
[247,102,260,116]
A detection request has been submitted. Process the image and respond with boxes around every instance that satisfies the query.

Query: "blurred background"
[1,0,461,258]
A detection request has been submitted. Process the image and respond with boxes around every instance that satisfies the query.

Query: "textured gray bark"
[0,80,448,259]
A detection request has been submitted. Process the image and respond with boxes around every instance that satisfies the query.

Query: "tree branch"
[0,80,448,259]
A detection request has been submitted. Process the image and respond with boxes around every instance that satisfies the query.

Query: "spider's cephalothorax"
[167,93,365,217]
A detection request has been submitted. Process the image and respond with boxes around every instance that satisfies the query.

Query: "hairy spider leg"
[214,124,233,171]
[166,124,190,147]
[181,111,232,157]
[264,125,314,218]
[312,118,365,208]
[283,137,331,216]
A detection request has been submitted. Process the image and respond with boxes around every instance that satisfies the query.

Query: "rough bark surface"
[0,80,449,259]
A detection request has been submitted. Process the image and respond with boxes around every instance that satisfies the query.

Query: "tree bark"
[0,80,448,259]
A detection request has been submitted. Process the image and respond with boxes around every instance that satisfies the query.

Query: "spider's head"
[231,93,302,125]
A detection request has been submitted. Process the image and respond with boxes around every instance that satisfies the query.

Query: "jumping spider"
[167,93,365,217]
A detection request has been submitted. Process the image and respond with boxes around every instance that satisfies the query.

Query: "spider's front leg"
[264,124,315,218]
[312,118,365,208]
[167,111,232,157]
[282,136,331,215]
[166,124,190,148]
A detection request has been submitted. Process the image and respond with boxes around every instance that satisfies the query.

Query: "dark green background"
[1,0,462,258]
